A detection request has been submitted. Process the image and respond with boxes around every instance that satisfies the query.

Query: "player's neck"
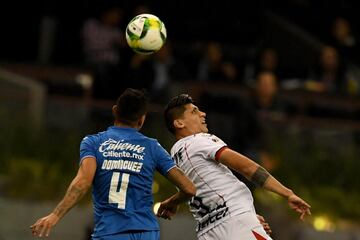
[114,121,137,129]
[175,131,195,140]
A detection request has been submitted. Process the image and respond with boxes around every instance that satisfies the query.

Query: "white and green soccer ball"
[126,14,167,55]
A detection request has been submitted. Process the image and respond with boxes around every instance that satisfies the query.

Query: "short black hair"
[164,94,194,134]
[115,88,148,125]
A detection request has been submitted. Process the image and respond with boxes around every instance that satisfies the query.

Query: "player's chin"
[202,126,209,133]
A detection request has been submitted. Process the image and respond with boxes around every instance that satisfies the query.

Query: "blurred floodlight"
[313,216,335,232]
[153,202,161,214]
[76,73,93,90]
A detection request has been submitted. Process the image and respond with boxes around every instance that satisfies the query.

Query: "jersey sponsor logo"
[99,139,146,154]
[102,159,143,173]
[102,150,144,160]
[190,196,229,232]
[99,139,145,159]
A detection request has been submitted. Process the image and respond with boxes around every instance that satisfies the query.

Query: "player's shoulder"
[135,133,163,148]
[136,132,156,143]
[81,131,105,144]
[176,133,223,147]
[194,133,222,142]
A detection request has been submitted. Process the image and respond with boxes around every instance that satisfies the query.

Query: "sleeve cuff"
[165,165,177,173]
[215,146,228,161]
[79,155,96,165]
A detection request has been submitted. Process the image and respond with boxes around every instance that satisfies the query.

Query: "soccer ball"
[125,14,167,55]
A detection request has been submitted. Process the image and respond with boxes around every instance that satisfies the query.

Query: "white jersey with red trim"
[171,133,255,236]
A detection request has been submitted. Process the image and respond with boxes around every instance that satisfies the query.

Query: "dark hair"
[115,88,148,125]
[164,94,194,134]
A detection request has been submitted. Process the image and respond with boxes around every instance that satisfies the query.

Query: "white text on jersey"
[99,139,146,154]
[102,159,143,173]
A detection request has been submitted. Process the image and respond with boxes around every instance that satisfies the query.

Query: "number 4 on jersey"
[109,172,130,209]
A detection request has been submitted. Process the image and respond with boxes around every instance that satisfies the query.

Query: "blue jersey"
[80,126,176,238]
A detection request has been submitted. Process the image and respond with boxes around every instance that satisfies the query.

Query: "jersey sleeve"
[196,134,227,160]
[79,135,97,165]
[152,140,176,176]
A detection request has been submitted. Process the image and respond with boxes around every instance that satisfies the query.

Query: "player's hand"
[256,214,272,235]
[30,213,60,237]
[288,194,311,221]
[156,198,179,220]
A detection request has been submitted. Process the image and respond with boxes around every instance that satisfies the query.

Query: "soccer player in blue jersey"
[30,88,196,239]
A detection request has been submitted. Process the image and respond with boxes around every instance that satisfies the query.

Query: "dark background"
[2,0,359,64]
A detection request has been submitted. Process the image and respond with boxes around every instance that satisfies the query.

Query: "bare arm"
[52,157,96,218]
[30,157,96,237]
[157,167,196,219]
[218,148,311,220]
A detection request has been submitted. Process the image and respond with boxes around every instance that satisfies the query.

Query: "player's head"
[113,88,148,129]
[164,94,208,137]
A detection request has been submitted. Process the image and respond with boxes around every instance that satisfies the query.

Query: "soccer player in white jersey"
[157,94,311,240]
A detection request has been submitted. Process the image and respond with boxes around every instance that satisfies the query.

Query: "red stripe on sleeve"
[252,230,267,240]
[215,146,228,161]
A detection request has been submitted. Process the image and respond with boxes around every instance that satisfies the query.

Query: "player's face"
[179,103,208,134]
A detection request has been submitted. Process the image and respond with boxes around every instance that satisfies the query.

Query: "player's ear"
[112,105,118,118]
[173,119,184,129]
[137,114,146,129]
